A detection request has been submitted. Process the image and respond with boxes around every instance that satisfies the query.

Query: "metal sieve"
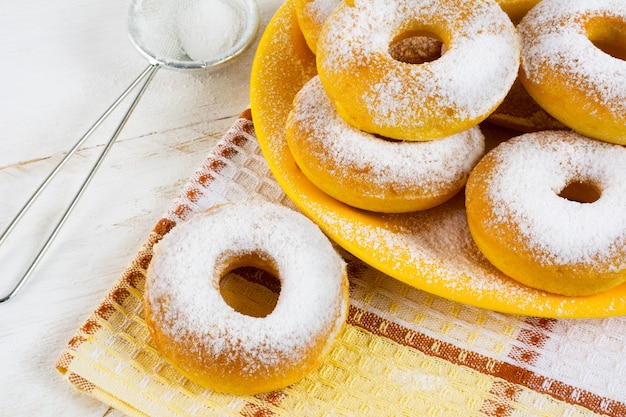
[0,0,260,302]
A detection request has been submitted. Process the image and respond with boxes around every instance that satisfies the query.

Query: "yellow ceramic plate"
[250,0,626,318]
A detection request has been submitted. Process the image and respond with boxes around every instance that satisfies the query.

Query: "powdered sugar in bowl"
[128,0,260,71]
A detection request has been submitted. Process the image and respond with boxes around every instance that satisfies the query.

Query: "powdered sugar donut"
[316,0,519,141]
[144,201,349,395]
[466,130,626,296]
[295,0,340,54]
[286,76,485,213]
[518,0,626,145]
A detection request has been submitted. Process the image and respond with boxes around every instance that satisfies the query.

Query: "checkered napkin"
[57,110,626,417]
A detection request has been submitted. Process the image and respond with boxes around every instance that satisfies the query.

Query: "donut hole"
[219,253,281,318]
[389,30,444,64]
[557,180,601,204]
[586,17,626,61]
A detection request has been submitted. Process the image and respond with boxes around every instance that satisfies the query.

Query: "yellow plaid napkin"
[57,110,626,417]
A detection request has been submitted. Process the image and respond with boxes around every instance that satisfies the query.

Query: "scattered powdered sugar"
[146,201,347,374]
[518,0,626,112]
[309,196,540,307]
[483,131,626,267]
[288,76,486,197]
[316,0,520,136]
[304,0,340,28]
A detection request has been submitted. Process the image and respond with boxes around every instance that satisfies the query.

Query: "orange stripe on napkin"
[348,306,625,416]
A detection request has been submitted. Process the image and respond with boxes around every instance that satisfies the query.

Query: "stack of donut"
[287,0,519,213]
[289,0,626,297]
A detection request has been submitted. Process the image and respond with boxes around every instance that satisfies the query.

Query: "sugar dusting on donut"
[484,131,626,267]
[317,0,520,132]
[289,76,485,194]
[304,0,339,28]
[519,0,626,113]
[147,202,348,375]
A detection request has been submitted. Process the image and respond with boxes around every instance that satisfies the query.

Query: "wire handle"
[0,64,159,303]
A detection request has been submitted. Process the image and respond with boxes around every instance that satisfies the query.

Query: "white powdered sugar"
[289,76,485,196]
[146,201,347,374]
[304,0,340,28]
[483,131,626,267]
[518,0,626,112]
[316,0,520,137]
[176,0,245,61]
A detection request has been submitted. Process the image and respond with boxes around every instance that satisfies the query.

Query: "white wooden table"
[0,0,282,415]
